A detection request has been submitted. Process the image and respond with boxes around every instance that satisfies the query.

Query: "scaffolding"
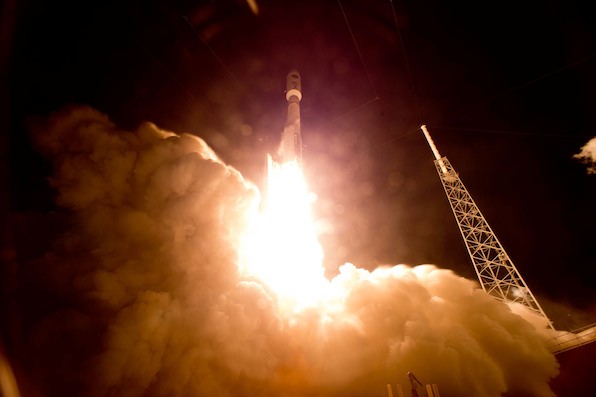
[420,125,554,329]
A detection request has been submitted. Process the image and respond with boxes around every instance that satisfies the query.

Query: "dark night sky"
[3,0,596,332]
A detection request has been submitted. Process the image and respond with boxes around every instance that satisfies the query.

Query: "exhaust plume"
[574,136,596,173]
[13,106,559,397]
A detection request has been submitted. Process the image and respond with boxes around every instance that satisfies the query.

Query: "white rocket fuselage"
[278,69,302,164]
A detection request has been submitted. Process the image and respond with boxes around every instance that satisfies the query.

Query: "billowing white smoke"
[574,137,596,173]
[20,106,558,397]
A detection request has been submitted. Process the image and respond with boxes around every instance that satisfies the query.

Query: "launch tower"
[420,125,554,328]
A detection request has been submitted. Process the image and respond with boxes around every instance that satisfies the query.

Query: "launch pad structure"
[420,125,596,354]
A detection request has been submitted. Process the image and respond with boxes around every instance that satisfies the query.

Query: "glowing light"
[511,286,527,298]
[241,160,330,310]
[246,0,259,15]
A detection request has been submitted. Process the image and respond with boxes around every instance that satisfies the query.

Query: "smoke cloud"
[13,106,559,397]
[574,137,596,173]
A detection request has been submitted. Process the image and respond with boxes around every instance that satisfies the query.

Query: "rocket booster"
[277,69,303,165]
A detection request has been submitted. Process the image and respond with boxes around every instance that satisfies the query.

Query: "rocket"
[277,69,303,165]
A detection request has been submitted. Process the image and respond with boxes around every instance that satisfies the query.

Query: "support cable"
[182,15,250,97]
[130,34,226,130]
[314,97,381,130]
[453,52,596,117]
[337,0,379,100]
[389,0,421,123]
[411,52,596,147]
[428,126,593,139]
[359,126,420,154]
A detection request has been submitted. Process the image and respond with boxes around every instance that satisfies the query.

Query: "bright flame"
[241,160,330,310]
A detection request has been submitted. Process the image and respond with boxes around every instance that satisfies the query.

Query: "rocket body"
[277,69,302,165]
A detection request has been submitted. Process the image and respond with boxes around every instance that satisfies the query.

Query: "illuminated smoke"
[574,137,596,173]
[17,106,559,397]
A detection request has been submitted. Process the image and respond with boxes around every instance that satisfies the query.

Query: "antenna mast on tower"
[420,125,553,329]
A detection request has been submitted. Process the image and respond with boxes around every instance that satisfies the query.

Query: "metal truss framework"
[433,157,553,329]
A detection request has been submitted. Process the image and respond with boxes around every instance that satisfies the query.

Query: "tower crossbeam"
[431,156,553,328]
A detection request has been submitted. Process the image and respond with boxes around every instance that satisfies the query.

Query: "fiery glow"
[241,160,330,310]
[25,108,562,397]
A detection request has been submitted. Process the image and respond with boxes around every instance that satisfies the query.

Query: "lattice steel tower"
[421,125,553,329]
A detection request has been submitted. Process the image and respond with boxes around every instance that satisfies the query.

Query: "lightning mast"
[420,125,553,329]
